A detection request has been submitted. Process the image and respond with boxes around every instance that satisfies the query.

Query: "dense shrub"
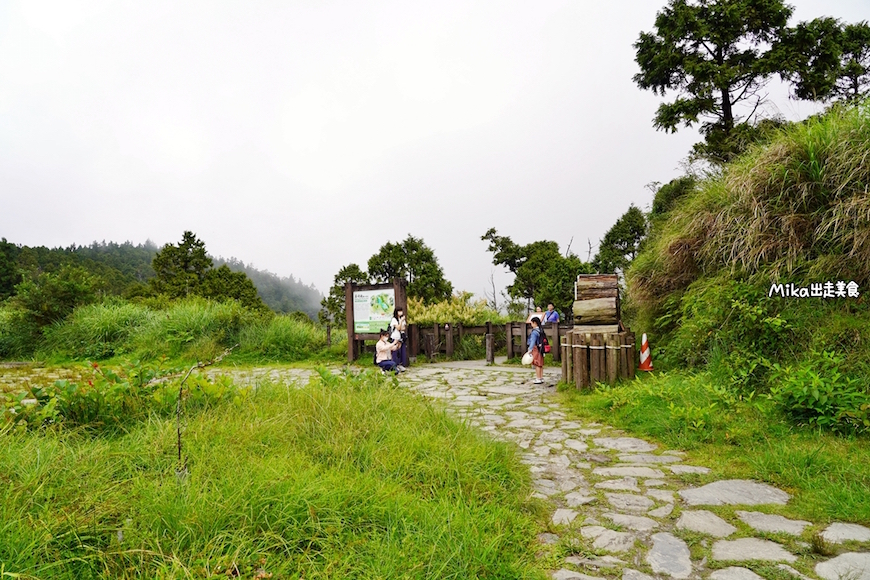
[43,301,153,359]
[238,314,328,360]
[408,292,508,326]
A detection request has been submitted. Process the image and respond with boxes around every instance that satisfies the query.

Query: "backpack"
[537,328,550,354]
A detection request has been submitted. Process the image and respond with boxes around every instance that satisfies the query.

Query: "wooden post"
[457,322,464,346]
[505,322,514,359]
[485,333,494,364]
[573,334,582,390]
[326,323,331,347]
[486,321,493,336]
[589,334,601,384]
[561,335,568,382]
[432,324,440,355]
[522,322,529,356]
[606,334,619,384]
[565,332,574,383]
[427,335,435,361]
[345,283,356,363]
[445,324,454,357]
[578,334,589,389]
[549,324,560,363]
[620,333,630,380]
[628,332,636,379]
[409,324,418,357]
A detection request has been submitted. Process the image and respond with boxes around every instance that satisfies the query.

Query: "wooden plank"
[606,334,619,384]
[345,283,356,363]
[445,323,454,357]
[565,332,573,384]
[577,334,589,389]
[486,333,494,364]
[575,287,619,300]
[505,323,514,359]
[560,335,568,382]
[433,324,440,354]
[546,323,560,362]
[628,332,636,379]
[457,322,464,345]
[591,334,604,384]
[575,274,619,288]
[573,324,619,334]
[573,298,618,324]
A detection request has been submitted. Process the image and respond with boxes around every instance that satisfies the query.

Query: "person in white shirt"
[389,307,408,371]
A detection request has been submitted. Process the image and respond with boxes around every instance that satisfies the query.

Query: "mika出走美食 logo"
[768,281,859,298]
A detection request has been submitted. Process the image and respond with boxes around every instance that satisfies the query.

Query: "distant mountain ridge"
[0,238,322,317]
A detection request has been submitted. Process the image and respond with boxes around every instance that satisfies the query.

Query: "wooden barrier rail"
[407,321,575,361]
[561,330,636,388]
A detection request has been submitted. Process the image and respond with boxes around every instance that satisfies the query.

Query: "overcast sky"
[1,0,866,299]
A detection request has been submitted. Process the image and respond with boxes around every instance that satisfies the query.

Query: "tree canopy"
[367,235,453,304]
[150,232,267,312]
[634,0,792,136]
[593,206,648,274]
[320,263,370,324]
[482,228,593,317]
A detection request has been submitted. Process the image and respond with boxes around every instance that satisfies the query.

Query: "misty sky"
[1,0,867,299]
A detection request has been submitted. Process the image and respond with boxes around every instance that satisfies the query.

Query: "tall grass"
[0,370,543,579]
[43,301,153,359]
[630,101,870,311]
[24,297,341,363]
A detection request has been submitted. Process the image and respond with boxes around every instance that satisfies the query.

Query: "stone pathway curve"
[209,362,870,580]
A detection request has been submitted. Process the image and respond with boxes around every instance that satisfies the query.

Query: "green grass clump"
[1,369,543,579]
[42,301,153,359]
[237,314,331,361]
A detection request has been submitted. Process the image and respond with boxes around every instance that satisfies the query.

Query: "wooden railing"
[408,321,574,362]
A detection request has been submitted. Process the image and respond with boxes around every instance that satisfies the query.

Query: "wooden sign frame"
[345,279,408,363]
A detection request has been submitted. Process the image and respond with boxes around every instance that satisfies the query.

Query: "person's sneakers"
[397,365,407,372]
[533,378,544,384]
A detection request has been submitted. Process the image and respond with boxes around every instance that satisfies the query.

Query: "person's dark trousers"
[377,360,398,373]
[392,343,407,366]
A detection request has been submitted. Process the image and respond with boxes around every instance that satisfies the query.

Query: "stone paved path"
[209,361,870,580]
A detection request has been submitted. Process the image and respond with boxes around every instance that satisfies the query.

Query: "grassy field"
[1,368,546,579]
[558,370,870,526]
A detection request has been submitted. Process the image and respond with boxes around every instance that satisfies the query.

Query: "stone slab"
[815,553,870,580]
[603,512,659,532]
[565,439,589,452]
[553,508,579,525]
[619,453,682,464]
[592,437,657,453]
[553,570,602,580]
[595,478,640,492]
[820,522,870,544]
[647,489,675,503]
[647,532,692,579]
[735,511,810,536]
[565,492,596,507]
[709,567,765,580]
[623,570,655,580]
[711,538,797,562]
[670,465,711,475]
[581,526,637,553]
[606,492,655,512]
[676,510,737,538]
[649,504,674,518]
[593,466,666,478]
[679,480,790,506]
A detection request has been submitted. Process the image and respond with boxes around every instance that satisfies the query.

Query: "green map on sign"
[370,293,394,316]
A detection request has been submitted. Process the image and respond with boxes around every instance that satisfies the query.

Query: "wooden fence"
[561,330,636,389]
[407,322,574,362]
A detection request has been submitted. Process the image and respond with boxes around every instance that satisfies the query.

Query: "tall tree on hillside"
[634,0,793,162]
[482,229,593,317]
[593,206,648,274]
[150,231,213,298]
[320,263,370,324]
[777,19,870,102]
[201,265,269,313]
[0,238,22,300]
[367,235,453,304]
